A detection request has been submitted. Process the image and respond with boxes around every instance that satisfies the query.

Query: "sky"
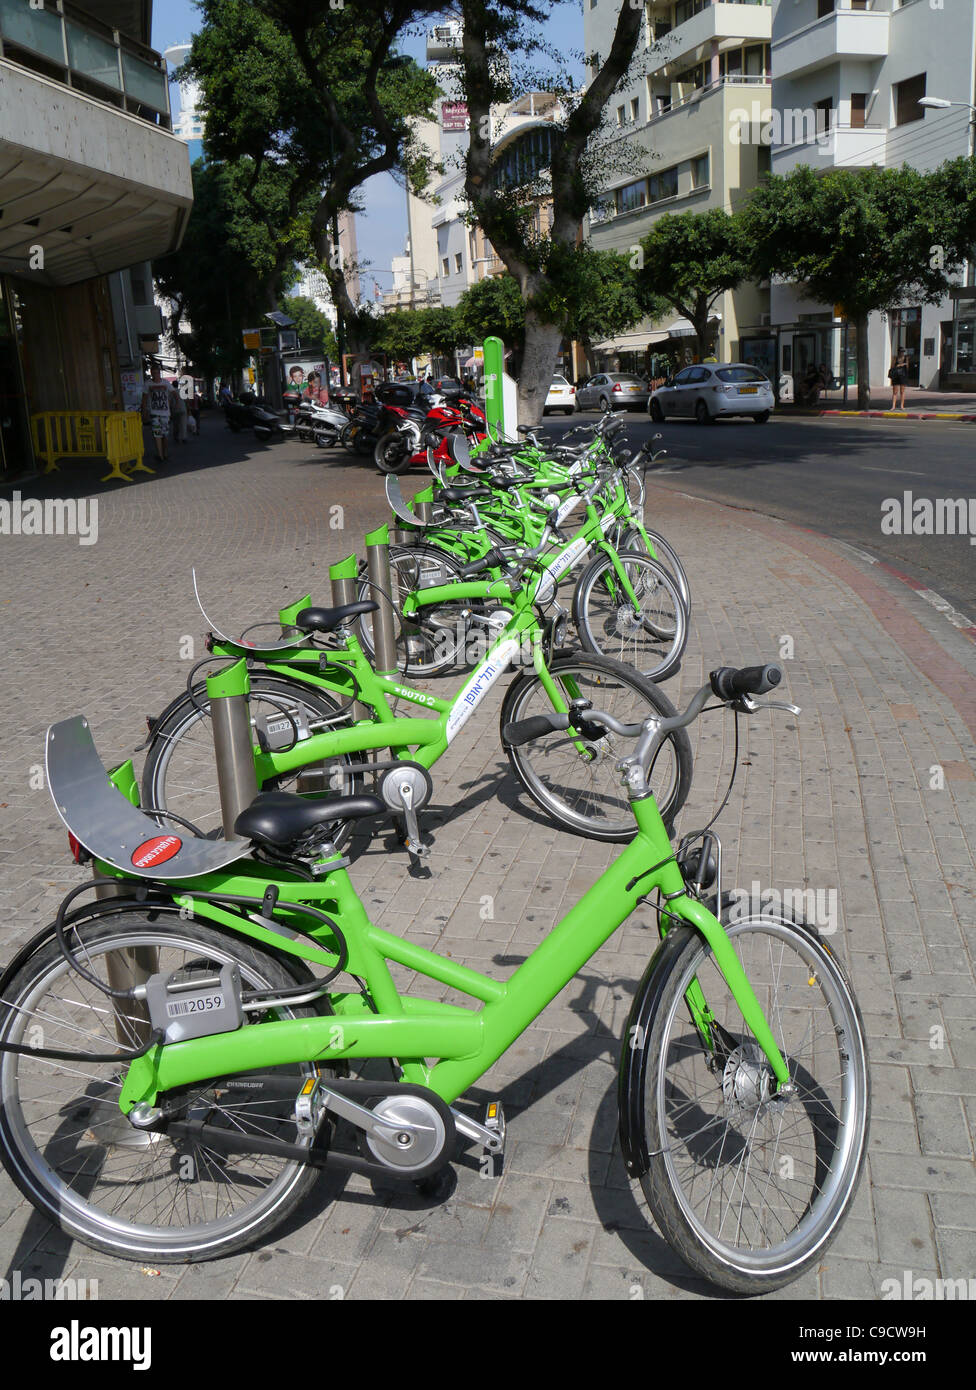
[152,1,586,301]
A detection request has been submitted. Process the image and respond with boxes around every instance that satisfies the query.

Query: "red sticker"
[131,835,182,868]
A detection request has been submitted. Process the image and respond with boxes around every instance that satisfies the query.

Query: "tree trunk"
[855,313,870,410]
[517,309,563,425]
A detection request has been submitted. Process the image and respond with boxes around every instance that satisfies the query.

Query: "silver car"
[649,363,774,424]
[575,372,650,413]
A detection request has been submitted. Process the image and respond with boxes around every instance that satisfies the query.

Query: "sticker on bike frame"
[445,637,522,743]
[131,834,183,868]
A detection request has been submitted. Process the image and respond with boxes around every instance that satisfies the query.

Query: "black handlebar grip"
[709,664,782,700]
[502,713,569,746]
[458,547,506,579]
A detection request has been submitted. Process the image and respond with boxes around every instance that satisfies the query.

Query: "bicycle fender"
[617,924,696,1180]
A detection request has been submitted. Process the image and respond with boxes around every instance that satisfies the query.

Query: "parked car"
[574,372,649,412]
[544,375,576,415]
[649,363,774,424]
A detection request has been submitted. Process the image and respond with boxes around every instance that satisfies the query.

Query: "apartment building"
[0,0,193,472]
[769,0,976,390]
[584,0,773,373]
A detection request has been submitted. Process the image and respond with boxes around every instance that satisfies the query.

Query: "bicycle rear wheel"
[635,914,870,1293]
[0,911,334,1263]
[141,677,358,842]
[500,653,692,841]
[356,544,483,677]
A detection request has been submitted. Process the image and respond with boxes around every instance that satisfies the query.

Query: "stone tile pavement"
[0,431,973,1300]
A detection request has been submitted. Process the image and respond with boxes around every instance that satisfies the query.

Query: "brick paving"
[0,425,974,1300]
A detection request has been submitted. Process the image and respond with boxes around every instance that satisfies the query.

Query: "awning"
[592,329,669,353]
[668,314,722,339]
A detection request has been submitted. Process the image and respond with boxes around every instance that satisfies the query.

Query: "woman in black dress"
[889,349,909,410]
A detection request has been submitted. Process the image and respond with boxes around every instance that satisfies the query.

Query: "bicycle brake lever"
[736,696,802,716]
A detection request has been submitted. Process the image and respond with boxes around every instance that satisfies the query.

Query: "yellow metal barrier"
[30,411,154,483]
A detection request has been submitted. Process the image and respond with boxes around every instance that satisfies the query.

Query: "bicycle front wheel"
[0,911,335,1263]
[636,914,870,1293]
[573,551,687,682]
[500,653,692,842]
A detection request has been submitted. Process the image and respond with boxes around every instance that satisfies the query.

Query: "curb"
[812,409,976,421]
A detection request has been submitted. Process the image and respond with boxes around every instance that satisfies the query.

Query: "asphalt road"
[546,411,976,623]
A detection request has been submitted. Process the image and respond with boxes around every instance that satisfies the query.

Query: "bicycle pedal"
[294,1074,328,1140]
[484,1100,506,1150]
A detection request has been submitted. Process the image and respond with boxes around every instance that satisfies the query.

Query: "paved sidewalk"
[0,435,973,1300]
[787,387,976,421]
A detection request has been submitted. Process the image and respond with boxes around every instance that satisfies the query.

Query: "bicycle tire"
[141,677,360,843]
[634,913,870,1293]
[500,652,692,842]
[0,911,336,1264]
[572,551,687,682]
[623,526,691,617]
[356,544,485,677]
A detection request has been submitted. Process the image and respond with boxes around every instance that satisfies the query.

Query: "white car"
[649,363,774,424]
[544,375,576,415]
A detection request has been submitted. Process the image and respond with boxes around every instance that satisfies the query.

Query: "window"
[441,257,450,277]
[894,73,926,126]
[616,179,647,213]
[675,0,708,24]
[692,153,709,188]
[817,0,834,16]
[850,92,868,128]
[616,105,626,127]
[716,366,767,383]
[673,368,695,385]
[631,97,640,123]
[648,165,678,203]
[454,252,463,273]
[815,97,834,136]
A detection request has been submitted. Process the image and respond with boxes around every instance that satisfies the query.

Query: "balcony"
[772,8,889,80]
[0,0,171,125]
[647,2,771,78]
[648,73,770,126]
[0,54,192,284]
[771,122,887,173]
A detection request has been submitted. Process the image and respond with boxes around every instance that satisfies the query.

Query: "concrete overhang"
[0,59,193,285]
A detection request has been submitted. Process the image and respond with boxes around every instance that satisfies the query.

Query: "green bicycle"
[141,546,693,846]
[0,660,869,1292]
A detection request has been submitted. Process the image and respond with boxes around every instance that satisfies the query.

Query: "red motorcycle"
[373,393,487,475]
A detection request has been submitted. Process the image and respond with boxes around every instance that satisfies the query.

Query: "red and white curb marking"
[835,542,976,643]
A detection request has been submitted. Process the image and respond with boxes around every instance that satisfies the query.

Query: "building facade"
[769,0,976,391]
[583,0,773,372]
[0,0,193,474]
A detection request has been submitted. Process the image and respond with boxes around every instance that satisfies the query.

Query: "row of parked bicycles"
[0,411,870,1296]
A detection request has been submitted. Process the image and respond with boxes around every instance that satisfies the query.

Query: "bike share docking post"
[365,522,399,677]
[206,659,259,839]
[414,484,433,525]
[329,553,368,723]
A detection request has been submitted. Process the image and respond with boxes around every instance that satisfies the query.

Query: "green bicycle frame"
[116,784,789,1115]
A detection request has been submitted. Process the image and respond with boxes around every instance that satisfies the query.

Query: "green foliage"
[544,245,652,345]
[455,276,527,351]
[635,209,750,353]
[373,305,461,359]
[281,296,337,359]
[742,163,972,318]
[154,160,296,380]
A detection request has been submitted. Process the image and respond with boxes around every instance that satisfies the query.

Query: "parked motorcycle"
[293,399,350,448]
[223,391,294,443]
[374,394,487,475]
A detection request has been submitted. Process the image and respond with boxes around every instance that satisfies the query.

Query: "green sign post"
[483,336,505,437]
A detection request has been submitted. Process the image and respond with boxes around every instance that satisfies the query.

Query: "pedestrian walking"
[189,391,201,436]
[141,362,171,463]
[889,349,909,410]
[169,380,188,444]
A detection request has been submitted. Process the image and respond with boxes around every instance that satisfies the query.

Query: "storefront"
[942,289,976,389]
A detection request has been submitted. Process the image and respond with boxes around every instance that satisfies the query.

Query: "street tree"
[743,162,975,409]
[455,0,650,419]
[634,209,750,360]
[455,276,526,371]
[182,0,442,345]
